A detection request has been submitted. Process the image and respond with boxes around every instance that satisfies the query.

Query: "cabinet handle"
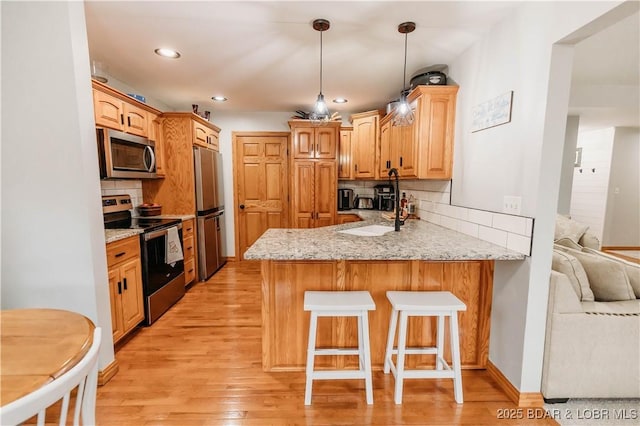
[400,157,403,167]
[127,116,131,127]
[117,281,122,294]
[120,114,124,125]
[115,252,125,258]
[354,164,358,172]
[188,268,194,273]
[123,277,128,290]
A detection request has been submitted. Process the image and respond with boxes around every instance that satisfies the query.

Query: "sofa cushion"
[557,247,636,302]
[583,247,640,298]
[554,237,582,250]
[581,299,640,315]
[552,249,594,301]
[554,214,589,244]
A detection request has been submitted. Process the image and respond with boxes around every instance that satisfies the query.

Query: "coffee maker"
[374,184,395,211]
[338,188,354,210]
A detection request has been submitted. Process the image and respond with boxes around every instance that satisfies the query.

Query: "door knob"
[239,204,245,210]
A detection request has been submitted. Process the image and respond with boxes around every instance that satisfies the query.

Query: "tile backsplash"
[100,179,143,211]
[339,179,534,256]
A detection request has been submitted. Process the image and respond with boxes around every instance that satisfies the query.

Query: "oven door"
[140,225,184,296]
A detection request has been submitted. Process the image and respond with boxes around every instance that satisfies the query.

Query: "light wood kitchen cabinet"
[338,127,353,180]
[378,86,457,179]
[193,119,221,151]
[350,110,380,179]
[106,236,144,344]
[148,113,165,176]
[92,80,159,138]
[337,214,362,224]
[291,160,336,228]
[290,121,339,159]
[142,113,221,215]
[182,218,196,286]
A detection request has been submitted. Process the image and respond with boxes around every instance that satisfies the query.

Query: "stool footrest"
[313,348,361,356]
[309,370,367,380]
[388,347,438,355]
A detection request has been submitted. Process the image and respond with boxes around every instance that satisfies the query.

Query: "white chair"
[1,327,102,426]
[383,291,466,404]
[304,291,375,405]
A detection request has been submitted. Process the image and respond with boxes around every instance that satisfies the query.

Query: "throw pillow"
[578,232,600,250]
[560,247,635,301]
[583,247,640,299]
[551,249,593,301]
[554,214,589,244]
[554,237,582,250]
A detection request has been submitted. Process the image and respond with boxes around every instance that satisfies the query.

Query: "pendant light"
[392,22,416,127]
[309,19,330,126]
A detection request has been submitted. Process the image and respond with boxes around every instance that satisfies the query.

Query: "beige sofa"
[541,224,640,399]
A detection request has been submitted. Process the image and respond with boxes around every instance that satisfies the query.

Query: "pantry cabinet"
[350,110,380,179]
[292,160,336,228]
[290,121,338,159]
[338,127,353,180]
[106,236,144,343]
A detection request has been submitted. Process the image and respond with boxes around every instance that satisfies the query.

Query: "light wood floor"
[96,261,558,425]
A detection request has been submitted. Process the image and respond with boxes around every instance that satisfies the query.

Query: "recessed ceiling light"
[154,48,180,59]
[333,98,348,104]
[211,96,228,102]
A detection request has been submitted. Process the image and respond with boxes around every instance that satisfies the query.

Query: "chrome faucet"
[388,168,402,232]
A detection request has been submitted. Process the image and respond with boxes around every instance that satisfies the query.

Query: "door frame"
[232,131,291,260]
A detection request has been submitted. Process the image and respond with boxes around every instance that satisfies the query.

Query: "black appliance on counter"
[374,184,395,211]
[102,194,185,326]
[338,188,354,211]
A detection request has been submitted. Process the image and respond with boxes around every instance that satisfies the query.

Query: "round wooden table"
[0,308,95,407]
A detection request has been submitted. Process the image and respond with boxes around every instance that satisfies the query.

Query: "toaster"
[354,196,374,210]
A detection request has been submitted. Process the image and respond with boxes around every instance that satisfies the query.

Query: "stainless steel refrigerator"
[193,146,227,281]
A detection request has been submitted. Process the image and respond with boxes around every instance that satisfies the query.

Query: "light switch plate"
[503,196,522,215]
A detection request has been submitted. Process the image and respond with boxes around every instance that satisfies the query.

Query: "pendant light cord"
[402,32,408,91]
[319,29,323,95]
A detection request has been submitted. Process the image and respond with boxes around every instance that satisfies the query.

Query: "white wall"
[603,127,640,246]
[447,1,627,391]
[570,127,615,241]
[1,1,115,369]
[558,116,580,214]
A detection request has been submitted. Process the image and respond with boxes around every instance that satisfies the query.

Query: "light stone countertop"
[105,228,143,244]
[244,212,525,261]
[132,214,196,221]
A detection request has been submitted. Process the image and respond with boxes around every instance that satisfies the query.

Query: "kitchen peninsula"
[244,214,524,372]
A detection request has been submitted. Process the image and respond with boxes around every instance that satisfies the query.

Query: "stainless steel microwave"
[96,128,157,179]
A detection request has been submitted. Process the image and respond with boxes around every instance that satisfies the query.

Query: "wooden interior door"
[234,132,290,259]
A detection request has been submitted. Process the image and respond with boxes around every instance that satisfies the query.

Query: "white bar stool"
[383,291,467,404]
[304,290,376,405]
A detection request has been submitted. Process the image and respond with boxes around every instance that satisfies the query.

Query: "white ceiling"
[84,2,639,129]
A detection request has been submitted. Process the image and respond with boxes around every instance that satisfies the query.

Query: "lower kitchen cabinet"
[106,236,144,343]
[291,160,336,228]
[337,214,362,224]
[182,218,196,285]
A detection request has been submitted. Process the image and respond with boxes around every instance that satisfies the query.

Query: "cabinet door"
[208,129,220,151]
[315,127,337,159]
[378,120,392,177]
[193,121,209,146]
[119,258,145,333]
[123,103,149,137]
[422,93,454,179]
[108,268,125,343]
[149,115,165,176]
[338,129,352,179]
[352,115,377,179]
[337,214,362,224]
[398,119,418,178]
[292,161,315,228]
[292,128,315,159]
[314,161,336,227]
[93,90,124,131]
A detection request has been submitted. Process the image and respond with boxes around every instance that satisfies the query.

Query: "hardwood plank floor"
[96,261,558,425]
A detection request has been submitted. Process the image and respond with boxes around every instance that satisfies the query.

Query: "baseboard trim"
[486,360,544,407]
[98,359,119,386]
[226,256,237,262]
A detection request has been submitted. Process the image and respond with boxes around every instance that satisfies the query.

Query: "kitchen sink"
[337,225,396,237]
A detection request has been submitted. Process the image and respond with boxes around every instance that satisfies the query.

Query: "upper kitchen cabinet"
[193,119,220,151]
[350,110,381,179]
[289,120,340,159]
[338,127,353,180]
[92,80,161,138]
[379,85,458,180]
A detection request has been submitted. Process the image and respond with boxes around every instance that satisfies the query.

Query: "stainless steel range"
[102,194,185,325]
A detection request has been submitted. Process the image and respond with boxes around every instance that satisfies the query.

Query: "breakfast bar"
[244,216,525,372]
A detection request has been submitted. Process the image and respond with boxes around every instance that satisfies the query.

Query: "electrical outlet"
[503,196,522,215]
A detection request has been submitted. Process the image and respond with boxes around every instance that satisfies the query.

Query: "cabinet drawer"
[183,235,195,261]
[184,258,196,284]
[182,219,195,238]
[106,236,140,267]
